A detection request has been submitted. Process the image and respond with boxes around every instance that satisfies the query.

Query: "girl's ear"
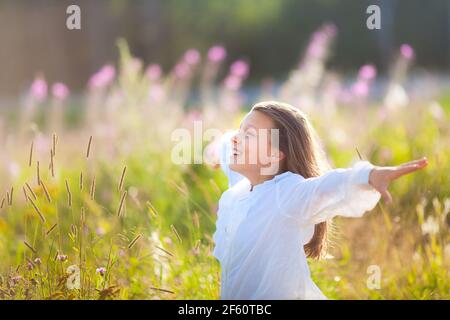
[280,150,286,161]
[271,150,286,162]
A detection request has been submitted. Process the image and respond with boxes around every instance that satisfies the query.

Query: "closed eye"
[245,131,255,138]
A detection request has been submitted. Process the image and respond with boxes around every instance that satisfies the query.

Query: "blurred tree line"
[0,0,449,96]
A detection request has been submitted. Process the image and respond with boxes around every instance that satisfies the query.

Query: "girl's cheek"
[246,138,266,165]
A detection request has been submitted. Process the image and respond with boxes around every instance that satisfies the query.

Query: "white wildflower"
[421,216,439,236]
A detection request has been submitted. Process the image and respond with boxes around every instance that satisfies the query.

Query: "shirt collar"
[248,170,294,193]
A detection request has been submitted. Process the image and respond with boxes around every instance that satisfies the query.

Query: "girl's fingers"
[390,157,428,180]
[398,157,428,168]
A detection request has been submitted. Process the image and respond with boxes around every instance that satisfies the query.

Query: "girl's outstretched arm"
[277,157,428,226]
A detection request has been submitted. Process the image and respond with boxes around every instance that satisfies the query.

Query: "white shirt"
[212,132,381,299]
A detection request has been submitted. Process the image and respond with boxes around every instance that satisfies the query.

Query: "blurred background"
[1,0,450,97]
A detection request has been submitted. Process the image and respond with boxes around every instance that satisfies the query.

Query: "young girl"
[212,101,428,300]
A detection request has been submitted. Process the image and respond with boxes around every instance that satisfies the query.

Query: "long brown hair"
[253,101,332,259]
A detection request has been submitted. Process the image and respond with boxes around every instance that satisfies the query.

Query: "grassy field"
[0,36,449,300]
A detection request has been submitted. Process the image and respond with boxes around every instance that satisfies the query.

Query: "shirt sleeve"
[219,130,245,187]
[277,160,381,226]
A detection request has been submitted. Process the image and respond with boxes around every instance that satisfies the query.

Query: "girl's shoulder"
[273,171,307,207]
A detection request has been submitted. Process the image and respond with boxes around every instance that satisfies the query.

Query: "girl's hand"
[368,157,428,205]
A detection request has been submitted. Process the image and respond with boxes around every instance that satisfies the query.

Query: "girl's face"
[229,110,285,178]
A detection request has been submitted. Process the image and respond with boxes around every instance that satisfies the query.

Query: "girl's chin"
[229,162,248,173]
